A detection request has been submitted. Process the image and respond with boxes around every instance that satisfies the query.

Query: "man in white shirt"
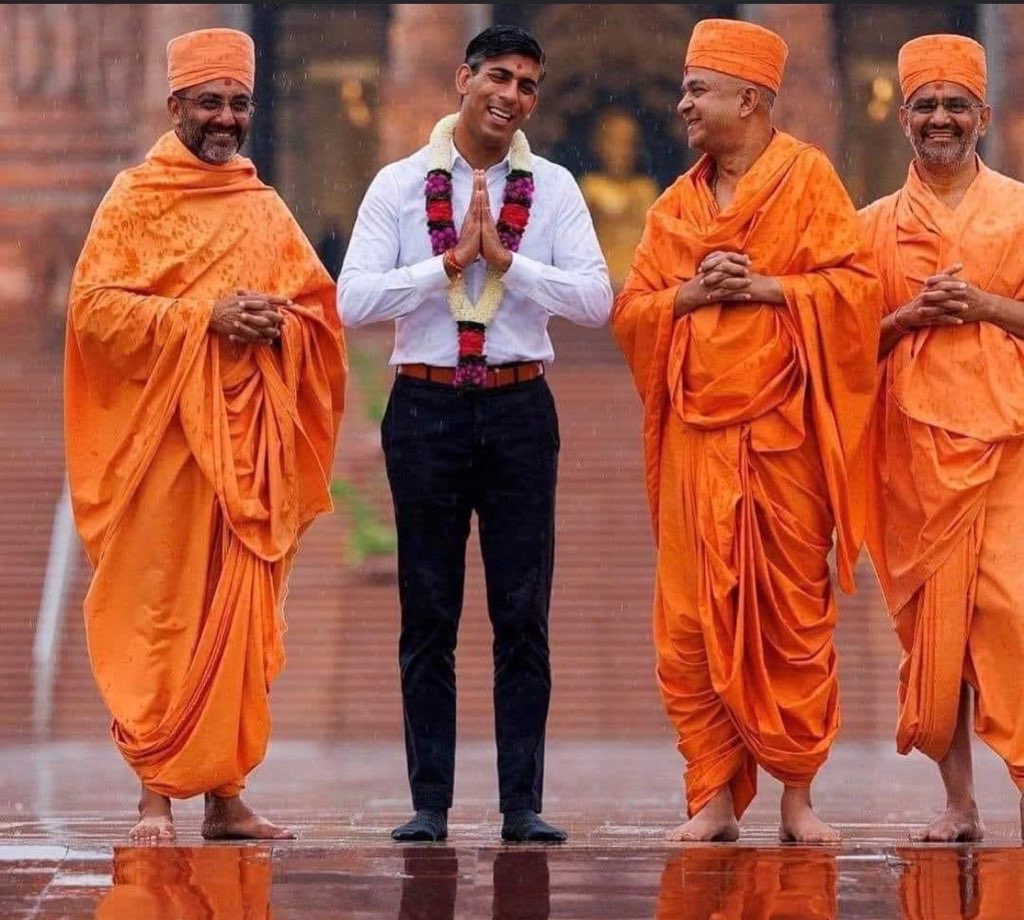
[339,25,611,843]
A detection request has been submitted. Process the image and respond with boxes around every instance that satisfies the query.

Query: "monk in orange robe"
[613,19,880,842]
[65,28,346,842]
[861,35,1024,842]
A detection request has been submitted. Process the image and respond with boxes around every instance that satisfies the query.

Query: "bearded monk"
[65,28,346,842]
[613,18,881,843]
[861,34,1024,843]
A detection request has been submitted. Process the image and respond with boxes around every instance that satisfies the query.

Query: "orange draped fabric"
[96,847,273,920]
[897,849,1024,920]
[861,159,1024,783]
[655,849,837,920]
[65,131,346,798]
[613,131,880,817]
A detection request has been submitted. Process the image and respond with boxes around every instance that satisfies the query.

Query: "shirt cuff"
[408,255,449,299]
[501,253,543,301]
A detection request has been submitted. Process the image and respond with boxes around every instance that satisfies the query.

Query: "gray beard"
[177,122,243,165]
[911,125,980,169]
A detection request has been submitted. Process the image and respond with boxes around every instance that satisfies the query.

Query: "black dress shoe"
[391,808,448,842]
[501,809,567,843]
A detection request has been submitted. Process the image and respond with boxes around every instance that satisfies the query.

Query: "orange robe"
[897,848,1024,920]
[96,847,273,920]
[861,159,1024,785]
[656,849,837,920]
[613,132,880,817]
[65,131,346,798]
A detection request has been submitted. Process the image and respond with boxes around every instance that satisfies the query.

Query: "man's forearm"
[502,253,613,328]
[337,257,447,328]
[982,292,1024,339]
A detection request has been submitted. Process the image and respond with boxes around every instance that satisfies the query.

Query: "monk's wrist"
[674,282,699,317]
[977,292,999,324]
[890,306,912,336]
[753,274,785,305]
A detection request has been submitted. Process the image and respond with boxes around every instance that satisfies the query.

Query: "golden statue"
[579,108,660,290]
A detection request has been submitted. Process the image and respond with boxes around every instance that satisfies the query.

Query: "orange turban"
[167,28,255,94]
[898,34,986,102]
[684,18,788,93]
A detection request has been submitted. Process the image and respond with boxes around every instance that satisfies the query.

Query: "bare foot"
[779,786,840,844]
[1019,794,1023,844]
[201,793,296,841]
[912,801,985,842]
[667,786,740,842]
[129,785,176,843]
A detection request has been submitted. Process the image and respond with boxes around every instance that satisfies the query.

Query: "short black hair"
[464,25,546,81]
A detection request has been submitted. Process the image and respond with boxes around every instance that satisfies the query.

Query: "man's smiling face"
[169,77,254,164]
[456,53,542,151]
[900,80,989,169]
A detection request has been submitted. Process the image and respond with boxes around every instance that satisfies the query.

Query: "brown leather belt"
[397,361,544,389]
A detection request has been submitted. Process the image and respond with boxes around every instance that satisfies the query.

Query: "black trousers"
[382,373,559,813]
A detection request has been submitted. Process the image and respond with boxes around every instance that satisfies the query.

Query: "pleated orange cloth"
[65,130,346,799]
[96,846,273,920]
[656,849,837,920]
[613,131,880,818]
[861,159,1024,785]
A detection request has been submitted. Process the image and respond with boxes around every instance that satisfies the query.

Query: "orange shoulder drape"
[65,132,346,797]
[613,132,880,816]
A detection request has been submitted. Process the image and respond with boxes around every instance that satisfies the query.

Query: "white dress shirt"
[337,142,612,365]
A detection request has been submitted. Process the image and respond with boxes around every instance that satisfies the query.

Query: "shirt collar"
[450,140,511,176]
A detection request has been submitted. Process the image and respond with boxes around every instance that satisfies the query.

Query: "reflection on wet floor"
[6,842,1024,919]
[94,847,273,920]
[656,848,838,919]
[3,742,1024,917]
[896,848,1024,920]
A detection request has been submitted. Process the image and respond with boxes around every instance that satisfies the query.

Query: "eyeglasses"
[174,93,257,116]
[906,98,983,117]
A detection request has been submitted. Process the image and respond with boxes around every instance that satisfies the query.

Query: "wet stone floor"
[1,740,1022,918]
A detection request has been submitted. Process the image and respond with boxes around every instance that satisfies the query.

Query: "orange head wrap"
[684,18,788,93]
[167,28,255,94]
[898,34,986,102]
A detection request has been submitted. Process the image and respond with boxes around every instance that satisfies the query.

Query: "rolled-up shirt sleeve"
[501,169,613,328]
[337,166,448,328]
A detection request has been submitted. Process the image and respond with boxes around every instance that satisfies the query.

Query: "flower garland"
[425,113,534,389]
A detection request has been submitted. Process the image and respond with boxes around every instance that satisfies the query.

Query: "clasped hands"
[209,289,290,344]
[447,170,513,276]
[674,251,784,317]
[891,262,990,332]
